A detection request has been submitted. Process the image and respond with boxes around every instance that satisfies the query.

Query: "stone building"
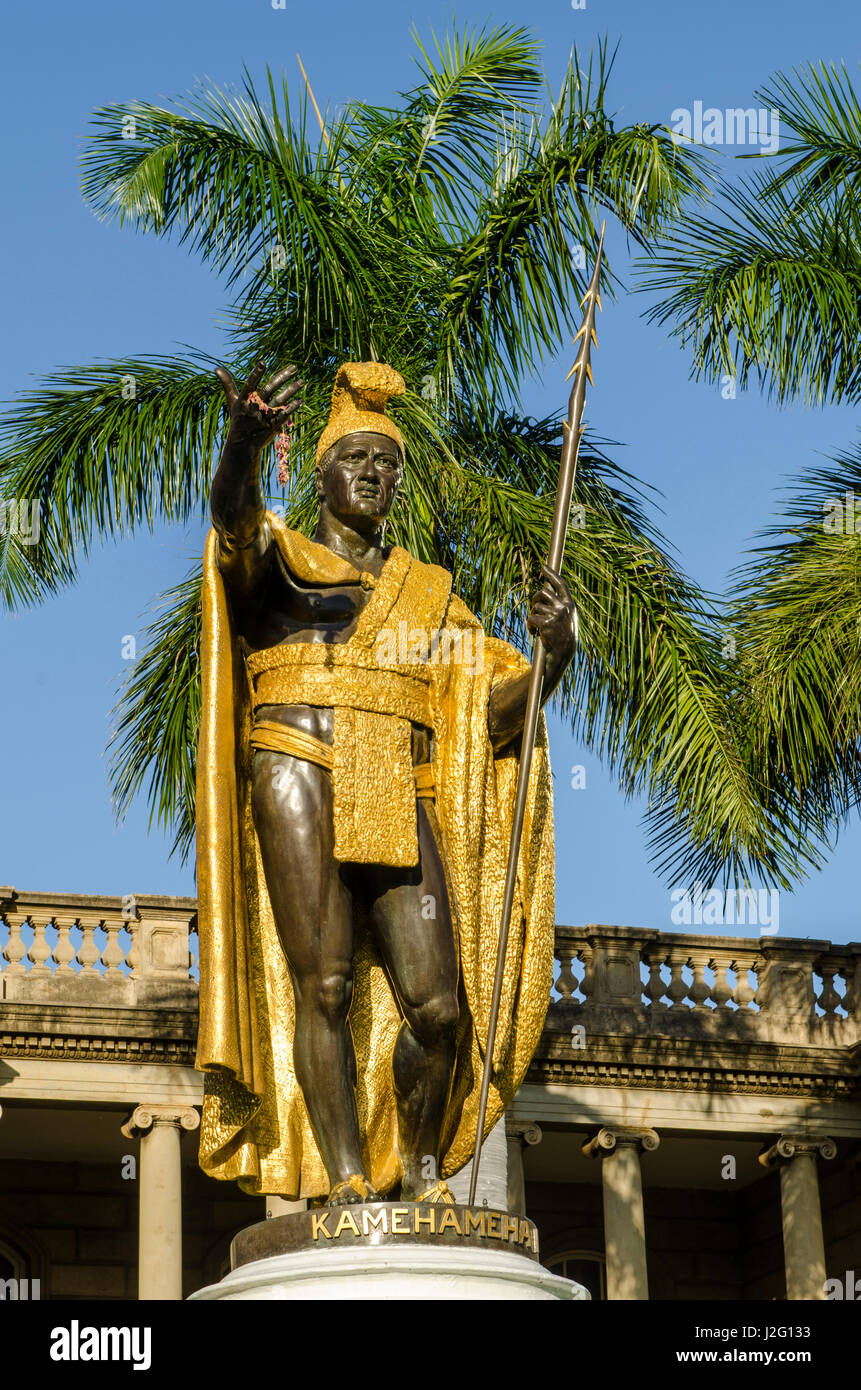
[1,886,859,1300]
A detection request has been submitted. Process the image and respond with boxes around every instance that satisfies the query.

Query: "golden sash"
[243,545,448,868]
[249,717,435,798]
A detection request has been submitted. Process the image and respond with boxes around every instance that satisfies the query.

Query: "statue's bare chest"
[236,552,377,652]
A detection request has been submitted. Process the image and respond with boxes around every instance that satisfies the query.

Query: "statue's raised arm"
[210,359,303,598]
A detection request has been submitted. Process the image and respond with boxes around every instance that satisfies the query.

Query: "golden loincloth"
[249,716,435,800]
[245,647,435,869]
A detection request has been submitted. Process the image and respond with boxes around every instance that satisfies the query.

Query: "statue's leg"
[251,749,368,1197]
[362,801,458,1200]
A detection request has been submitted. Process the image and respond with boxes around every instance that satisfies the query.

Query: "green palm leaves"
[727,448,861,842]
[643,58,861,852]
[642,60,861,407]
[0,25,803,885]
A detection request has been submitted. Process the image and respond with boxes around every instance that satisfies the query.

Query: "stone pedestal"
[190,1203,588,1302]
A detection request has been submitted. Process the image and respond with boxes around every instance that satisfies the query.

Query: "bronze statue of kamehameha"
[194,356,576,1207]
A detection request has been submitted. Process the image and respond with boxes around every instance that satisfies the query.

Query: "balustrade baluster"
[817,964,842,1018]
[666,951,688,1010]
[126,923,141,975]
[76,916,103,975]
[101,921,127,977]
[642,953,667,1010]
[555,944,577,1000]
[2,914,29,975]
[843,959,859,1023]
[711,957,734,1010]
[688,951,711,1009]
[27,916,54,974]
[732,958,756,1011]
[579,944,594,1003]
[53,914,79,974]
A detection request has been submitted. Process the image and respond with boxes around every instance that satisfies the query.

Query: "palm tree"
[640,59,861,846]
[0,25,813,888]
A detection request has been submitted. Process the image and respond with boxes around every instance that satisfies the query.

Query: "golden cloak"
[195,514,555,1198]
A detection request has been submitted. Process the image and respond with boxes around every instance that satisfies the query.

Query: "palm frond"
[0,356,224,589]
[639,176,861,404]
[81,70,374,323]
[639,60,861,406]
[345,21,542,225]
[438,47,708,399]
[753,60,861,208]
[729,438,861,829]
[0,498,77,609]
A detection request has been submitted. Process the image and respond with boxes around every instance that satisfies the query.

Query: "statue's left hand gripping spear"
[468,222,606,1206]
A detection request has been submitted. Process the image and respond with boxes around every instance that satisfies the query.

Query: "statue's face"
[316,431,403,529]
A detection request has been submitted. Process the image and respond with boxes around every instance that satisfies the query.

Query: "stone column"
[759,1135,837,1300]
[266,1196,307,1219]
[122,1104,200,1301]
[505,1120,542,1216]
[447,1118,508,1208]
[583,1127,659,1301]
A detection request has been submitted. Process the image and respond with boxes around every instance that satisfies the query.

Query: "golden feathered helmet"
[315,361,405,466]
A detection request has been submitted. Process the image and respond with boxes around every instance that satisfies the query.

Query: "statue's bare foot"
[327,1174,380,1206]
[403,1178,456,1205]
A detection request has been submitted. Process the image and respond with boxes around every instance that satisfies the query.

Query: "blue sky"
[2,0,859,943]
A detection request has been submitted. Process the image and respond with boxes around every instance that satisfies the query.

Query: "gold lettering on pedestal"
[362,1209,388,1236]
[437,1209,463,1236]
[311,1212,332,1240]
[334,1210,361,1238]
[391,1207,410,1234]
[307,1204,536,1249]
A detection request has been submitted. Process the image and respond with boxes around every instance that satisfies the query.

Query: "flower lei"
[247,391,293,487]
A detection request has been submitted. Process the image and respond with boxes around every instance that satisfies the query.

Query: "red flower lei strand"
[248,390,294,487]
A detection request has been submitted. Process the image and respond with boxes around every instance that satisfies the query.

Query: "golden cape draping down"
[195,514,556,1198]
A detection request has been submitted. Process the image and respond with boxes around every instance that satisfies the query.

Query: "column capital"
[121,1104,200,1140]
[505,1119,543,1147]
[582,1126,660,1159]
[758,1135,837,1169]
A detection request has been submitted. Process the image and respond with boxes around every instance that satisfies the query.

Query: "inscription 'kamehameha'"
[311,1204,538,1252]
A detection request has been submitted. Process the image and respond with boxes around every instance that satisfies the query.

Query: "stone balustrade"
[550,924,861,1047]
[2,889,859,1050]
[0,888,198,1010]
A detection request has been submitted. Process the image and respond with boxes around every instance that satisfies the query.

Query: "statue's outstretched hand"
[215,359,304,452]
[526,564,577,671]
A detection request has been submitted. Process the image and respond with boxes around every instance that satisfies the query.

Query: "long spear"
[468,223,606,1206]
